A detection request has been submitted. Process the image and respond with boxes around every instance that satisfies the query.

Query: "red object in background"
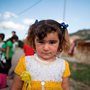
[68,41,76,56]
[23,44,34,56]
[0,73,7,89]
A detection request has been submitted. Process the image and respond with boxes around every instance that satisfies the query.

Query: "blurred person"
[68,40,76,56]
[0,33,7,89]
[2,36,19,75]
[9,40,24,79]
[12,31,18,38]
[11,31,19,52]
[0,33,6,62]
[23,36,34,56]
[12,36,19,52]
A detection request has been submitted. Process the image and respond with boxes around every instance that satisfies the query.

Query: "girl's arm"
[6,46,10,59]
[11,74,23,90]
[0,48,6,52]
[62,77,70,90]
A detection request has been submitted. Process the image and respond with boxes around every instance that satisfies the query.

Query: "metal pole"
[63,0,67,21]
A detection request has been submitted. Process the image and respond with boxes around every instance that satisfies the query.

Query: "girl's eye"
[49,40,58,44]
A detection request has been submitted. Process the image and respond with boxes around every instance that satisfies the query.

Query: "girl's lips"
[41,52,51,55]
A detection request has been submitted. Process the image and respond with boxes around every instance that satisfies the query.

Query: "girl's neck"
[36,54,57,63]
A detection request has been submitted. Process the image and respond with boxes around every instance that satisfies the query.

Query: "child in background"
[0,33,5,63]
[0,33,7,89]
[11,19,71,90]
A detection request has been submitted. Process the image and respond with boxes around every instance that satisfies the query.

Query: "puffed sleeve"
[63,60,71,77]
[14,55,26,76]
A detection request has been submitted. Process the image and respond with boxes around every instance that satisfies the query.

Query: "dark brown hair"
[0,33,5,40]
[27,19,70,53]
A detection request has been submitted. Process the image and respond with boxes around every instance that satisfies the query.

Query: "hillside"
[70,29,90,40]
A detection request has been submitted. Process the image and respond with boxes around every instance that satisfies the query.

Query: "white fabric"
[13,42,18,51]
[0,42,4,54]
[25,54,65,82]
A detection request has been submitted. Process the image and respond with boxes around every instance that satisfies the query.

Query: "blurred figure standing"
[11,31,18,38]
[23,36,34,56]
[0,33,7,89]
[11,31,19,52]
[2,36,19,74]
[0,33,5,62]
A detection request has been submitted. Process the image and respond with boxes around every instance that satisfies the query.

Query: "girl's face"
[35,32,59,61]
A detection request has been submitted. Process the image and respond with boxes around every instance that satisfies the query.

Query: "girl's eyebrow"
[48,40,58,42]
[49,40,59,43]
[36,39,59,43]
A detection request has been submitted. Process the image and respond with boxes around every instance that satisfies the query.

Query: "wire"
[18,0,42,15]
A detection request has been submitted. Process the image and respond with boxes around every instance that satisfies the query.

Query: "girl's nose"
[43,43,50,50]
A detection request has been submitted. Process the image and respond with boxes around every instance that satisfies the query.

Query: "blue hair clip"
[60,22,69,29]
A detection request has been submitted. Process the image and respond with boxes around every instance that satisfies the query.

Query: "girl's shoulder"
[15,55,26,75]
[25,55,35,65]
[56,57,65,65]
[6,40,12,44]
[25,55,34,60]
[57,57,69,64]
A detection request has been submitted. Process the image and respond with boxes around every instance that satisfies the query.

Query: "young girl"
[11,19,71,90]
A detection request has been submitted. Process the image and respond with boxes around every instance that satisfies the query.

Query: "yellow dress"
[15,54,70,90]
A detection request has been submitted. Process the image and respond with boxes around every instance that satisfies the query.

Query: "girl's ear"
[65,30,70,43]
[64,30,70,52]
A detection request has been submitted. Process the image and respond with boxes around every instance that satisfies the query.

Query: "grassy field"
[69,61,90,86]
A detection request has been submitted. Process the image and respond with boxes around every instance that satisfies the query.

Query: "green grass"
[69,62,90,86]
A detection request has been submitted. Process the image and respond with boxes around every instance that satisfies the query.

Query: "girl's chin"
[37,54,56,60]
[41,56,55,61]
